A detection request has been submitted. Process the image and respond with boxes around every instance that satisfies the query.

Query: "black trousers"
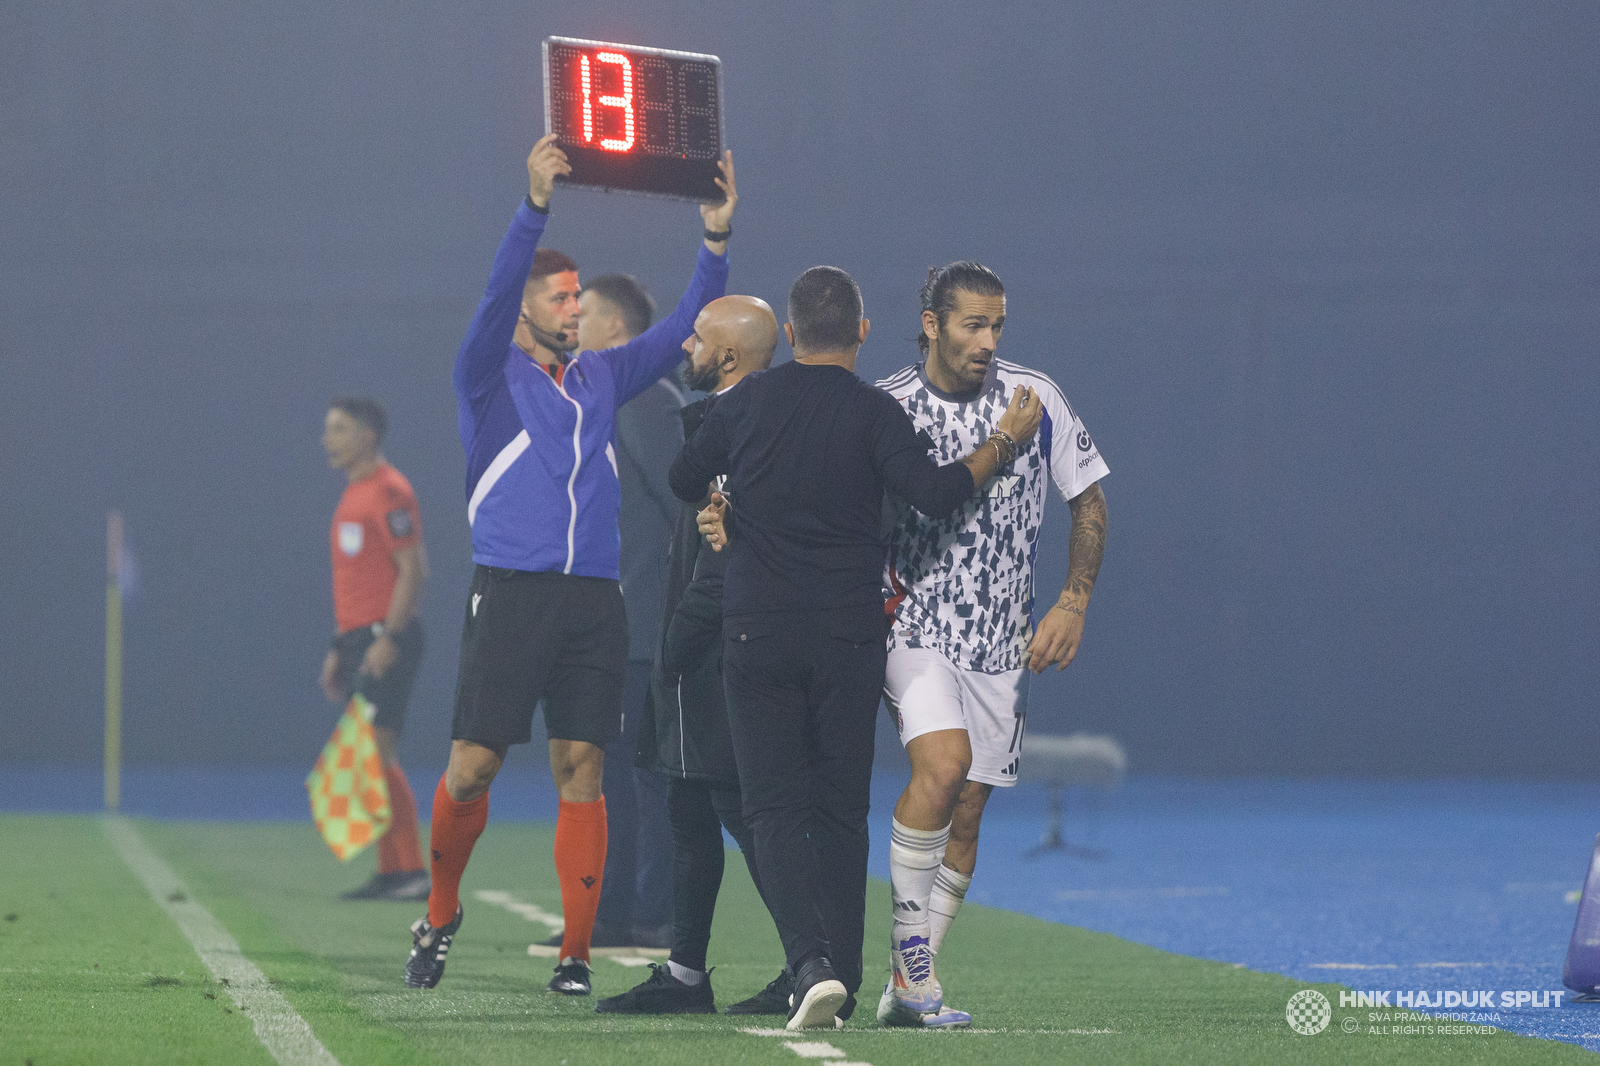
[665,776,774,972]
[721,608,887,995]
[331,620,424,732]
[596,660,673,932]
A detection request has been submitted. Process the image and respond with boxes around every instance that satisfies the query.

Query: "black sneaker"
[595,963,715,1014]
[342,871,406,900]
[547,957,593,995]
[724,968,792,1015]
[404,905,462,988]
[382,871,431,902]
[786,956,847,1031]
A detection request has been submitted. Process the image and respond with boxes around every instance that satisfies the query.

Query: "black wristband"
[525,194,550,215]
[703,225,731,242]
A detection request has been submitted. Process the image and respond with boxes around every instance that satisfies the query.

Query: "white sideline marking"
[526,943,667,962]
[479,890,670,966]
[474,889,563,931]
[784,1041,847,1057]
[101,816,340,1066]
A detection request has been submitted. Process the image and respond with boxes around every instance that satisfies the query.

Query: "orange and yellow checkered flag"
[306,693,392,860]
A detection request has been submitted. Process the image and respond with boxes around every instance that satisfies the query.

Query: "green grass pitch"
[0,813,1591,1065]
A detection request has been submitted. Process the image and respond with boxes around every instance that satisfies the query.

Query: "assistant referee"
[668,267,1041,1029]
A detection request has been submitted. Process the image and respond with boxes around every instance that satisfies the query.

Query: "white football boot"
[888,932,942,1013]
[877,983,972,1028]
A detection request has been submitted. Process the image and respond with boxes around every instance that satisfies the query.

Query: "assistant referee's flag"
[306,693,392,860]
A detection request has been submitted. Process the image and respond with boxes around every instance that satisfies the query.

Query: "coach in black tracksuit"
[668,267,1041,1028]
[598,294,798,1016]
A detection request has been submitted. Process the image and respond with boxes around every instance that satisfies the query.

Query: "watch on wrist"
[370,622,386,638]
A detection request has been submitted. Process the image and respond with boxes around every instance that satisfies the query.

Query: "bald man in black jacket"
[600,296,795,1016]
[669,267,1041,1029]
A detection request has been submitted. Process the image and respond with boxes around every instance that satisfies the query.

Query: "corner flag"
[306,693,392,860]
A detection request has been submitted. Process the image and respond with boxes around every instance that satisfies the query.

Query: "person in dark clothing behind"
[668,268,1042,1030]
[571,272,678,948]
[598,295,794,1015]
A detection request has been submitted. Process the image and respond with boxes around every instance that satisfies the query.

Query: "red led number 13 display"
[580,51,635,151]
[543,37,726,203]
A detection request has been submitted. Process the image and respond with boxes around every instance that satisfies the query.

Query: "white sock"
[889,817,950,944]
[928,864,971,953]
[667,960,707,986]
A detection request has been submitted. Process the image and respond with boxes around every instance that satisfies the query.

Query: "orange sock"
[427,776,488,928]
[379,763,424,874]
[555,797,607,961]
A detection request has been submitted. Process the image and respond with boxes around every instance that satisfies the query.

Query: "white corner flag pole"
[106,509,123,812]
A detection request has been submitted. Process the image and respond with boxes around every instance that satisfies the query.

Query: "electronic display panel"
[543,37,726,203]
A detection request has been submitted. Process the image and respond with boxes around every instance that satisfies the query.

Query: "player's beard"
[932,340,988,395]
[529,321,580,358]
[683,357,722,394]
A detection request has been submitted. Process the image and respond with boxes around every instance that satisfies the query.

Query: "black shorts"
[332,620,424,733]
[451,565,627,749]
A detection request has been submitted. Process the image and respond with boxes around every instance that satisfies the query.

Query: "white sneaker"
[888,933,942,1013]
[877,984,972,1029]
[921,1006,972,1028]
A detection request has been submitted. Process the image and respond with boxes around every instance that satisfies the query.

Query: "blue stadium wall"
[2,2,1596,775]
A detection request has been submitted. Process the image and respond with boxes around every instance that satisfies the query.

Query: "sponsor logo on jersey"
[1077,430,1093,451]
[985,474,1023,498]
[338,522,364,556]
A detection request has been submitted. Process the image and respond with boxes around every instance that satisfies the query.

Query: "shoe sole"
[876,986,923,1028]
[786,979,848,1030]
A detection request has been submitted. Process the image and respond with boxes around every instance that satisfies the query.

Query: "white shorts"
[882,646,1030,788]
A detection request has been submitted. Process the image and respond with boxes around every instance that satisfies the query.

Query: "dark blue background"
[3,2,1595,775]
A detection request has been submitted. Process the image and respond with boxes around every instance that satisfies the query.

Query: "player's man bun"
[330,396,388,446]
[788,266,863,353]
[918,261,1005,353]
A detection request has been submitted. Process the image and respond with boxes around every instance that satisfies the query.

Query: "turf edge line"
[101,815,342,1066]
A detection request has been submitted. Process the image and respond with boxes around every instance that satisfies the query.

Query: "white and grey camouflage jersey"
[878,358,1109,673]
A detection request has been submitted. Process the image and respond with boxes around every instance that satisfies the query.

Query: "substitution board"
[542,36,727,204]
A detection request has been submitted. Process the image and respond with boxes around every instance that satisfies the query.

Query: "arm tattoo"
[1064,483,1107,602]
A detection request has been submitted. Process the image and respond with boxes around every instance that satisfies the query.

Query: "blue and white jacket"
[453,200,728,577]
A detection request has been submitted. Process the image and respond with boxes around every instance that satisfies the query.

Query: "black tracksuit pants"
[597,660,673,933]
[666,777,772,972]
[721,608,887,996]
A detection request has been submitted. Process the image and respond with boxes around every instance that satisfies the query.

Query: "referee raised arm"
[667,267,1040,1029]
[403,135,738,997]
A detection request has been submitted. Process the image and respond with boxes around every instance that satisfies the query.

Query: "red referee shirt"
[331,463,421,633]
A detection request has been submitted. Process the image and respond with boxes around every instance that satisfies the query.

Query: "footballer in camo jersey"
[879,357,1109,673]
